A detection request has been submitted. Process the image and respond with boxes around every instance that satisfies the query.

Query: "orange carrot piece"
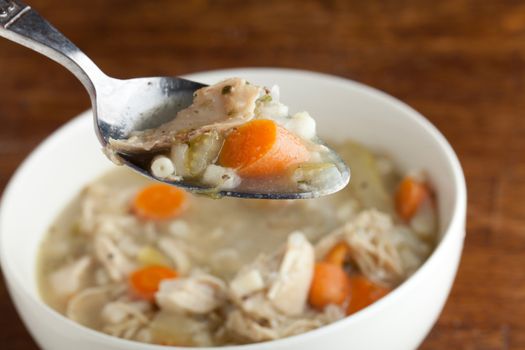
[308,262,351,310]
[129,265,178,300]
[395,176,429,221]
[218,119,310,177]
[324,241,350,266]
[346,275,390,315]
[133,183,187,220]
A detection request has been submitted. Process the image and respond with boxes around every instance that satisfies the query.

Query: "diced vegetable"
[129,265,178,300]
[308,262,350,310]
[324,241,350,266]
[219,119,310,177]
[132,184,188,221]
[346,275,390,315]
[338,142,393,213]
[187,130,224,177]
[137,246,171,267]
[395,176,429,221]
[171,143,190,177]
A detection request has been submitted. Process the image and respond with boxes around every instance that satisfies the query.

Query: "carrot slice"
[346,275,390,315]
[395,176,429,221]
[308,262,351,310]
[218,119,310,177]
[129,265,178,300]
[324,241,350,266]
[133,183,187,220]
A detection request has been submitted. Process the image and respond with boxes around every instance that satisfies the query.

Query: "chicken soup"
[38,141,436,346]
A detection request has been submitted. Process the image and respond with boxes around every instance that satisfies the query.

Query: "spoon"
[0,0,349,199]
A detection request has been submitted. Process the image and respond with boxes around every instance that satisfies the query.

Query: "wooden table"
[1,0,523,348]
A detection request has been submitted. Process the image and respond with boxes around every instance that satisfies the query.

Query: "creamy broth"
[38,141,436,346]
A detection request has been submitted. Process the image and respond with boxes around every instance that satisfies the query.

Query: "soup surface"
[38,141,437,346]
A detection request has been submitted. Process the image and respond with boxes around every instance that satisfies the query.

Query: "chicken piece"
[78,184,134,235]
[49,256,91,297]
[280,305,344,336]
[225,232,318,342]
[101,300,151,325]
[225,303,344,342]
[66,286,115,328]
[104,317,144,340]
[101,299,153,340]
[229,269,265,299]
[150,311,214,346]
[315,209,404,285]
[228,232,314,317]
[98,294,154,340]
[156,271,227,314]
[157,237,192,274]
[94,235,136,281]
[267,232,314,316]
[108,78,263,153]
[225,310,278,342]
[236,293,284,324]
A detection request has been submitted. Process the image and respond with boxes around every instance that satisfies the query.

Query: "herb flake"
[222,85,233,95]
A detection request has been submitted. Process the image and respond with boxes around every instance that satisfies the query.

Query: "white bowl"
[0,68,466,350]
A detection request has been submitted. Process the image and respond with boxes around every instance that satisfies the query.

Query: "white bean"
[284,112,316,140]
[202,164,241,190]
[150,155,175,178]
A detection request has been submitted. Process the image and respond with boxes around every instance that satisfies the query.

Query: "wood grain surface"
[1,0,524,349]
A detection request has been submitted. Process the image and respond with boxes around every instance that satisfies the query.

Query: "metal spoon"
[0,0,349,199]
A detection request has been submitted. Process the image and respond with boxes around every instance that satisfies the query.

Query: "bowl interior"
[0,68,463,336]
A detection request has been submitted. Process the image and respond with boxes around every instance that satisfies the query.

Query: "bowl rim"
[0,67,467,349]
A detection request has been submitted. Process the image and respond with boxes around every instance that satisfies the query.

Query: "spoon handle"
[0,0,106,98]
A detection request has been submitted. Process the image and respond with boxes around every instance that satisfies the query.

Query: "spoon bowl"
[95,77,349,199]
[94,77,206,143]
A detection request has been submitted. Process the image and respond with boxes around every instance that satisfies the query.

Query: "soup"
[38,141,436,346]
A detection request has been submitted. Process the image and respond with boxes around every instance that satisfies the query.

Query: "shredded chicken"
[101,300,151,325]
[267,232,314,315]
[150,312,215,346]
[94,235,136,281]
[101,298,153,340]
[157,237,192,275]
[224,232,330,342]
[225,310,278,342]
[108,78,263,153]
[225,305,344,343]
[156,271,227,314]
[315,209,405,285]
[49,256,91,297]
[78,184,135,235]
[230,269,265,299]
[66,285,126,328]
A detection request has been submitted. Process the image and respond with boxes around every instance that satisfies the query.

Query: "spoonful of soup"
[0,1,349,199]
